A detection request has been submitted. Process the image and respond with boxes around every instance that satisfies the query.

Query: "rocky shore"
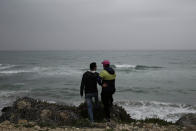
[0,97,195,131]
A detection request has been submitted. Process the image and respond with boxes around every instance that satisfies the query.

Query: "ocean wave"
[0,90,29,98]
[36,66,82,76]
[113,64,136,68]
[0,70,33,74]
[118,87,148,93]
[116,100,196,123]
[112,64,163,70]
[0,65,82,76]
[13,83,25,86]
[0,66,45,75]
[1,64,163,75]
[0,64,16,70]
[0,64,34,74]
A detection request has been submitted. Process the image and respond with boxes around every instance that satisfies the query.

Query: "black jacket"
[80,71,99,96]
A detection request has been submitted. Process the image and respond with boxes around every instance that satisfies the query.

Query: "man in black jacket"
[80,62,99,122]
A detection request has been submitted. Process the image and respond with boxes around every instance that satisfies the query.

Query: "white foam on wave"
[14,83,25,86]
[0,64,16,70]
[0,64,40,74]
[113,64,163,71]
[116,100,196,123]
[47,101,56,104]
[0,90,29,98]
[0,65,82,76]
[114,64,136,68]
[0,70,32,74]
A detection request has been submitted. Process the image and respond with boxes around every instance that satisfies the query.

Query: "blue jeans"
[85,92,98,122]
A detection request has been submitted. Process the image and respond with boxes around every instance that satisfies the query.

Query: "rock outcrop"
[0,97,189,130]
[176,113,196,130]
[0,97,79,126]
[0,97,132,127]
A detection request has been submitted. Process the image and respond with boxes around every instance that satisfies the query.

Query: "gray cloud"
[0,0,196,50]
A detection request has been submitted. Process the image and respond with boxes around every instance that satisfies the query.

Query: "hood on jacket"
[104,67,115,74]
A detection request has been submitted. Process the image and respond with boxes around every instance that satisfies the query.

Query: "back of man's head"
[90,62,97,71]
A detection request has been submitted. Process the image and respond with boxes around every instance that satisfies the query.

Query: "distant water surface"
[0,50,196,122]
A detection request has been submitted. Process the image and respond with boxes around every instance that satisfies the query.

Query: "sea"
[0,50,196,122]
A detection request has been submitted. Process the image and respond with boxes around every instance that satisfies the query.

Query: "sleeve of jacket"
[80,73,86,97]
[96,72,102,85]
[99,70,105,79]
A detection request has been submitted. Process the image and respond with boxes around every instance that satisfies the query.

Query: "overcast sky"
[0,0,196,50]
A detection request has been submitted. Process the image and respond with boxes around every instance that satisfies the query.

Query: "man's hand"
[102,83,107,88]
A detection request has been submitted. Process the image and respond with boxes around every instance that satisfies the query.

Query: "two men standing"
[80,60,116,122]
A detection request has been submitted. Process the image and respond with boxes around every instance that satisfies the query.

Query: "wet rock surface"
[176,113,196,126]
[176,113,196,130]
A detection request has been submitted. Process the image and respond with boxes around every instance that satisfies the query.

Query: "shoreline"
[1,98,195,123]
[0,97,195,131]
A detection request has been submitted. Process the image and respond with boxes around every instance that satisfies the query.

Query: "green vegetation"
[138,118,174,126]
[73,119,92,127]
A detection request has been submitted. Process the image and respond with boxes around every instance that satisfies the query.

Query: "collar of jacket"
[88,70,96,73]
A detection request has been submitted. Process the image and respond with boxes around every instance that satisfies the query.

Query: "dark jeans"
[101,92,113,120]
[85,92,98,122]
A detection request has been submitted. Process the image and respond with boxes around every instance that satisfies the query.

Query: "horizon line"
[0,49,196,51]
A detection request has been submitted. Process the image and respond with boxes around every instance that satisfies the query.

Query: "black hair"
[90,62,97,70]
